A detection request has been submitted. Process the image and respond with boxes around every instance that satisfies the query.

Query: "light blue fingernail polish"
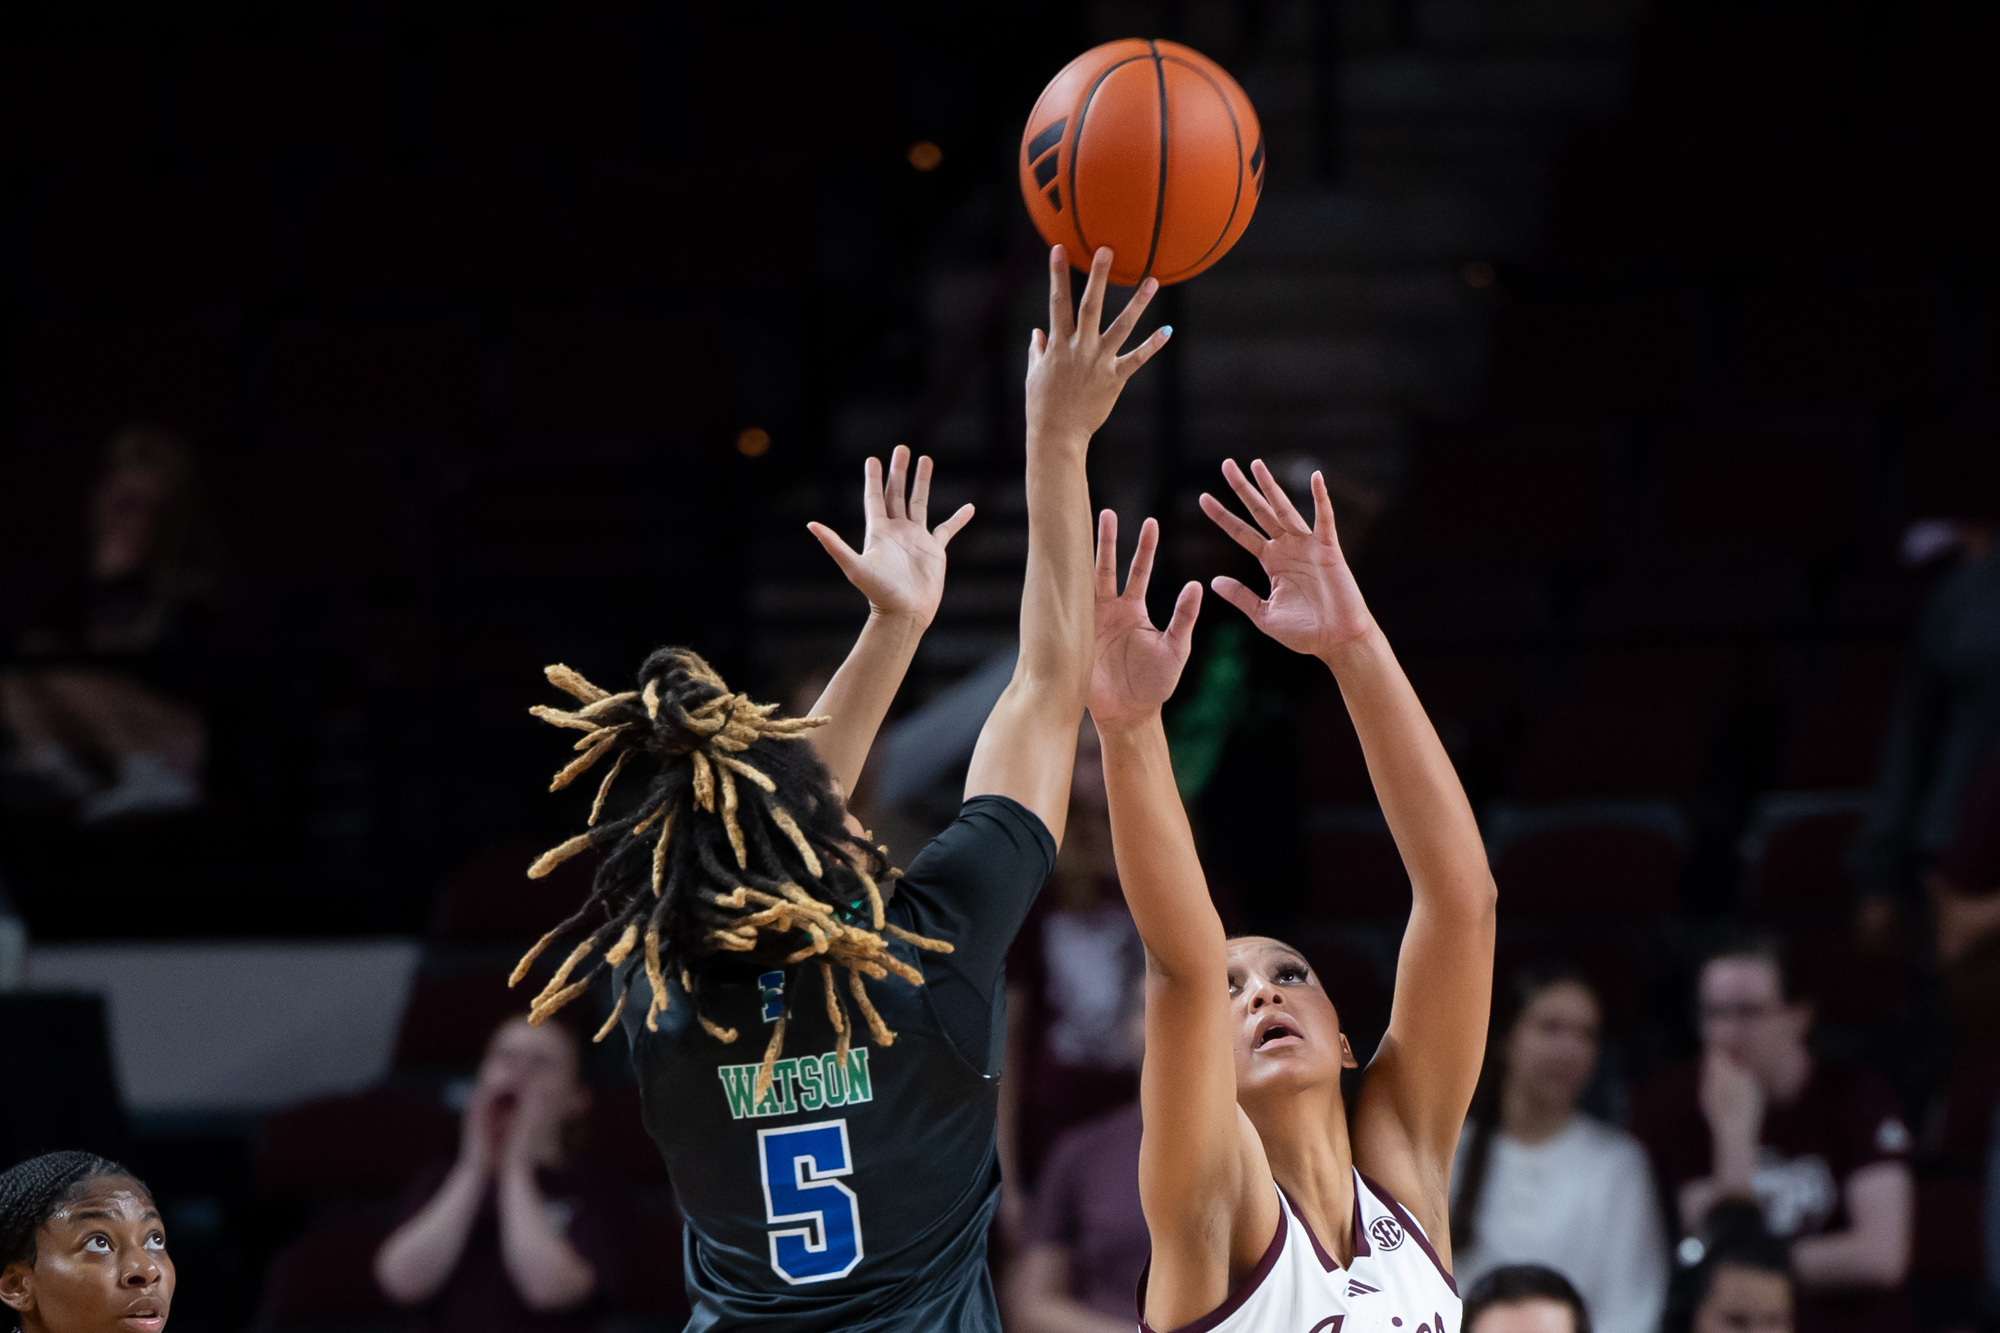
[1160,325,1173,337]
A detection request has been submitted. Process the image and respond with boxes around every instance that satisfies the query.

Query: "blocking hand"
[808,445,975,627]
[1200,459,1375,659]
[1025,245,1172,444]
[1088,511,1201,728]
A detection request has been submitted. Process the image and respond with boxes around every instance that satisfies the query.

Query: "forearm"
[1098,716,1225,981]
[807,609,928,796]
[1015,427,1094,706]
[1319,627,1489,915]
[374,1162,487,1305]
[496,1164,598,1312]
[1792,1226,1908,1288]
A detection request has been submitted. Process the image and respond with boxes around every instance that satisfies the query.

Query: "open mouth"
[1255,1021,1300,1049]
[119,1306,164,1331]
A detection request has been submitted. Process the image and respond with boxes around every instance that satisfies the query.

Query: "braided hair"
[1,1152,149,1270]
[515,648,952,1106]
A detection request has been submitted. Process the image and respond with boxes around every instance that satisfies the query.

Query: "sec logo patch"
[1369,1216,1405,1251]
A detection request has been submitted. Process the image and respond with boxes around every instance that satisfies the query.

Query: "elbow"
[372,1252,430,1309]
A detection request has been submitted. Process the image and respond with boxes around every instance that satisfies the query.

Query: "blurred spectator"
[1853,521,2000,935]
[1463,1264,1593,1333]
[1663,1200,1796,1333]
[0,426,218,824]
[374,1016,624,1331]
[1000,724,1142,1224]
[1930,749,2000,1046]
[1003,977,1146,1333]
[1633,936,1912,1333]
[1451,965,1666,1333]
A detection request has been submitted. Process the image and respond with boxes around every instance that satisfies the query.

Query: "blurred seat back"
[254,1088,457,1200]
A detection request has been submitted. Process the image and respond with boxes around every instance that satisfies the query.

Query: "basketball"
[1020,39,1264,287]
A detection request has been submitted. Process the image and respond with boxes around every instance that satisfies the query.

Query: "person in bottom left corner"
[0,1152,172,1333]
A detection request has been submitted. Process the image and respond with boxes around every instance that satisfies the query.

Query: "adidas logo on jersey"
[1345,1279,1379,1296]
[718,1047,875,1120]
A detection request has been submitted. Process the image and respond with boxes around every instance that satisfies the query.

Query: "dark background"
[4,0,2000,1329]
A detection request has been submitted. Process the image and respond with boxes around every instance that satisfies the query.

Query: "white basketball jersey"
[1140,1170,1462,1333]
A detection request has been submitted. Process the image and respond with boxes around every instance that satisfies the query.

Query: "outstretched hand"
[1025,245,1173,444]
[808,445,975,627]
[1200,459,1375,659]
[1088,511,1202,728]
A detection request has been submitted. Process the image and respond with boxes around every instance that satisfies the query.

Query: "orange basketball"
[1020,39,1263,287]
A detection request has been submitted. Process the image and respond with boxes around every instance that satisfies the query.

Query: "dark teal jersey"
[620,795,1055,1333]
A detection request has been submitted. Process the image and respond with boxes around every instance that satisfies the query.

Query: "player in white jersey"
[1085,459,1495,1333]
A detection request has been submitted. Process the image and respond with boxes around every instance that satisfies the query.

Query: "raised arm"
[1088,514,1280,1327]
[1202,458,1495,1245]
[802,445,974,796]
[963,246,1170,847]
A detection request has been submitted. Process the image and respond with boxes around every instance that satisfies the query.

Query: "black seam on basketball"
[1142,40,1169,283]
[1069,55,1149,259]
[1156,54,1247,283]
[1027,118,1066,164]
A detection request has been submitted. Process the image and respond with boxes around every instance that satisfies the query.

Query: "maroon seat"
[1774,646,1900,789]
[1743,805,1865,915]
[1494,931,1652,1034]
[394,966,530,1072]
[1510,697,1712,799]
[1303,818,1410,922]
[1490,811,1683,918]
[254,1088,457,1199]
[257,1213,401,1329]
[432,842,596,944]
[1792,931,1910,1029]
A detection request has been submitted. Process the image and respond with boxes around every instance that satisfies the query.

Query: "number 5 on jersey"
[757,1119,864,1284]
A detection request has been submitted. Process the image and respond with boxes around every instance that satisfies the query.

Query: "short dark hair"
[1463,1264,1591,1333]
[1702,929,1800,1003]
[0,1152,150,1267]
[1664,1201,1794,1333]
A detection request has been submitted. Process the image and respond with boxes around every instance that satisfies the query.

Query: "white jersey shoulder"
[1140,1168,1461,1333]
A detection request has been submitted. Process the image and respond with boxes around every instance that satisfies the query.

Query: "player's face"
[1226,938,1355,1098]
[0,1178,174,1333]
[1692,1264,1792,1333]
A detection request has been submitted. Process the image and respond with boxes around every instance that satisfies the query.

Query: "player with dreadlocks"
[1,1152,172,1333]
[516,245,1169,1332]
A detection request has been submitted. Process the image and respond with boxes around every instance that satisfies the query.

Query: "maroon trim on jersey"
[1358,1171,1459,1296]
[1135,1201,1288,1333]
[1277,1182,1369,1272]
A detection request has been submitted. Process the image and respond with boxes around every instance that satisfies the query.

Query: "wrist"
[1314,620,1386,675]
[1091,709,1164,740]
[1024,423,1091,457]
[864,604,932,636]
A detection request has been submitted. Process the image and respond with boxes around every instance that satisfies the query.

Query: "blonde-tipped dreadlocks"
[514,648,951,1089]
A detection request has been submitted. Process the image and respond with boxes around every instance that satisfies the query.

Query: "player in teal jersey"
[514,247,1168,1332]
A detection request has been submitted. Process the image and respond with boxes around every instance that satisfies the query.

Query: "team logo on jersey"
[1368,1215,1406,1251]
[758,970,785,1023]
[718,1047,875,1120]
